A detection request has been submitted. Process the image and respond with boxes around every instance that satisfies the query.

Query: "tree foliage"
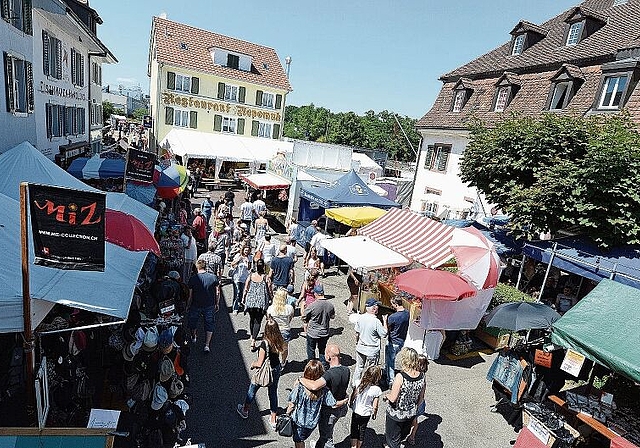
[102,101,124,123]
[283,104,420,162]
[132,108,149,121]
[460,113,640,248]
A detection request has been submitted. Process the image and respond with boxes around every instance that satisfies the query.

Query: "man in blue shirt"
[187,259,220,353]
[304,220,318,253]
[269,245,295,290]
[382,297,409,386]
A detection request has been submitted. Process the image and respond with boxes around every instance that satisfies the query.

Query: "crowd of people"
[155,188,430,448]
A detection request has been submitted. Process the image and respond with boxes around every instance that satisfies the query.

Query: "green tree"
[460,113,640,247]
[132,107,148,121]
[283,104,420,161]
[102,101,125,123]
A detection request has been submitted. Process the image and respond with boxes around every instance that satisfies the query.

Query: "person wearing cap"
[187,259,220,353]
[181,226,197,282]
[353,298,387,386]
[192,208,207,255]
[304,220,318,254]
[269,244,295,292]
[303,284,335,366]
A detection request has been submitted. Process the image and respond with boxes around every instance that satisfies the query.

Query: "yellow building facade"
[148,16,291,150]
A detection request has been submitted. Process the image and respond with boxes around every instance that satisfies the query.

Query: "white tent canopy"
[321,236,411,270]
[160,128,294,163]
[0,142,158,333]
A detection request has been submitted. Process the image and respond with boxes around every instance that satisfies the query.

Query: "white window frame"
[224,84,238,102]
[566,21,584,46]
[8,0,25,31]
[91,62,102,86]
[45,34,62,80]
[512,34,526,55]
[175,74,191,93]
[7,56,28,113]
[222,116,237,133]
[549,82,570,110]
[494,87,510,112]
[598,75,629,109]
[261,92,274,108]
[452,90,466,112]
[173,108,190,127]
[257,121,272,138]
[71,48,84,87]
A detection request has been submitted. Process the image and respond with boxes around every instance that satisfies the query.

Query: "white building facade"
[1,0,37,153]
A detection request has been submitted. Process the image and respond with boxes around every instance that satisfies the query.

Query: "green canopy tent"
[551,279,640,383]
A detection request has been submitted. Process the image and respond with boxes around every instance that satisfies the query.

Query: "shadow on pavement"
[183,284,269,446]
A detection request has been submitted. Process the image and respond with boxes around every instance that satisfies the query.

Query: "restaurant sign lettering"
[162,91,281,122]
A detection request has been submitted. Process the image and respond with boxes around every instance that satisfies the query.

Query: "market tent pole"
[20,182,36,421]
[538,242,557,303]
[515,254,526,290]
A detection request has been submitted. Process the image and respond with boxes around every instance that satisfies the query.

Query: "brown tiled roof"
[558,63,586,80]
[441,0,640,80]
[416,65,640,129]
[152,16,292,91]
[567,5,609,23]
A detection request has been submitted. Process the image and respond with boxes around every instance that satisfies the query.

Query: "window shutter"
[25,61,34,112]
[4,53,14,112]
[424,145,434,169]
[251,120,259,136]
[437,146,450,172]
[167,71,176,90]
[255,90,263,106]
[275,94,282,109]
[80,54,84,87]
[272,123,280,139]
[213,114,222,131]
[217,82,225,99]
[165,106,174,125]
[22,0,32,35]
[55,39,62,79]
[189,111,197,128]
[45,104,51,138]
[42,31,49,76]
[238,86,246,104]
[237,118,245,134]
[1,0,8,20]
[190,76,199,94]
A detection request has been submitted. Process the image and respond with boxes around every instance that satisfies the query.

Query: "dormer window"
[594,59,639,111]
[450,78,474,113]
[547,64,584,110]
[493,73,521,112]
[227,53,239,69]
[566,21,584,46]
[599,75,628,109]
[512,34,526,55]
[509,21,547,56]
[563,6,606,47]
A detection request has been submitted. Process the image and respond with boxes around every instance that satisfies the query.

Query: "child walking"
[349,365,383,448]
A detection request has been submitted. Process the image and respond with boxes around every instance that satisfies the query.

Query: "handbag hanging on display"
[251,342,273,387]
[275,413,293,437]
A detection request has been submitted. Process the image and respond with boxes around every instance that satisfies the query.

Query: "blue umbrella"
[484,301,561,331]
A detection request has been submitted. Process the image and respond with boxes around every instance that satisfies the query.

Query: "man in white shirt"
[240,197,254,227]
[181,226,197,281]
[260,234,278,268]
[285,237,298,263]
[252,197,266,218]
[310,229,329,260]
[353,298,387,385]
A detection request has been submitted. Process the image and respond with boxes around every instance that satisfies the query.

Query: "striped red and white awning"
[358,208,455,268]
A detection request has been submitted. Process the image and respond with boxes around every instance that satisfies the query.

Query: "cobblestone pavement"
[184,190,518,448]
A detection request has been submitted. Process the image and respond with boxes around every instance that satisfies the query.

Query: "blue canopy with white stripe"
[68,155,125,179]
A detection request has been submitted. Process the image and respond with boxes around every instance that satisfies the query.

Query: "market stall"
[324,206,386,228]
[67,155,125,180]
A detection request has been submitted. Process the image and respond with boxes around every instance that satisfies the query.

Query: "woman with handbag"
[286,359,336,447]
[242,258,271,351]
[383,347,425,448]
[236,318,285,428]
[267,288,294,366]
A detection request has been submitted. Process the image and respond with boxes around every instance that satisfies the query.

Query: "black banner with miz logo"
[28,184,106,271]
[126,148,156,183]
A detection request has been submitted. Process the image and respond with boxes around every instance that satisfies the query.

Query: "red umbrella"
[395,268,476,301]
[105,209,161,256]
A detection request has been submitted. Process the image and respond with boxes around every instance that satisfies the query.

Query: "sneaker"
[233,310,238,315]
[203,345,210,353]
[300,332,307,338]
[236,404,248,419]
[270,420,277,430]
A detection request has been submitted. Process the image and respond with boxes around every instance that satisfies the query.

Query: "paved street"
[183,196,518,447]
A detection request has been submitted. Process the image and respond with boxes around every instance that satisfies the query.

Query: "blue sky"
[92,0,579,119]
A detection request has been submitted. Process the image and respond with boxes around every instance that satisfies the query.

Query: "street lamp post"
[285,56,292,78]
